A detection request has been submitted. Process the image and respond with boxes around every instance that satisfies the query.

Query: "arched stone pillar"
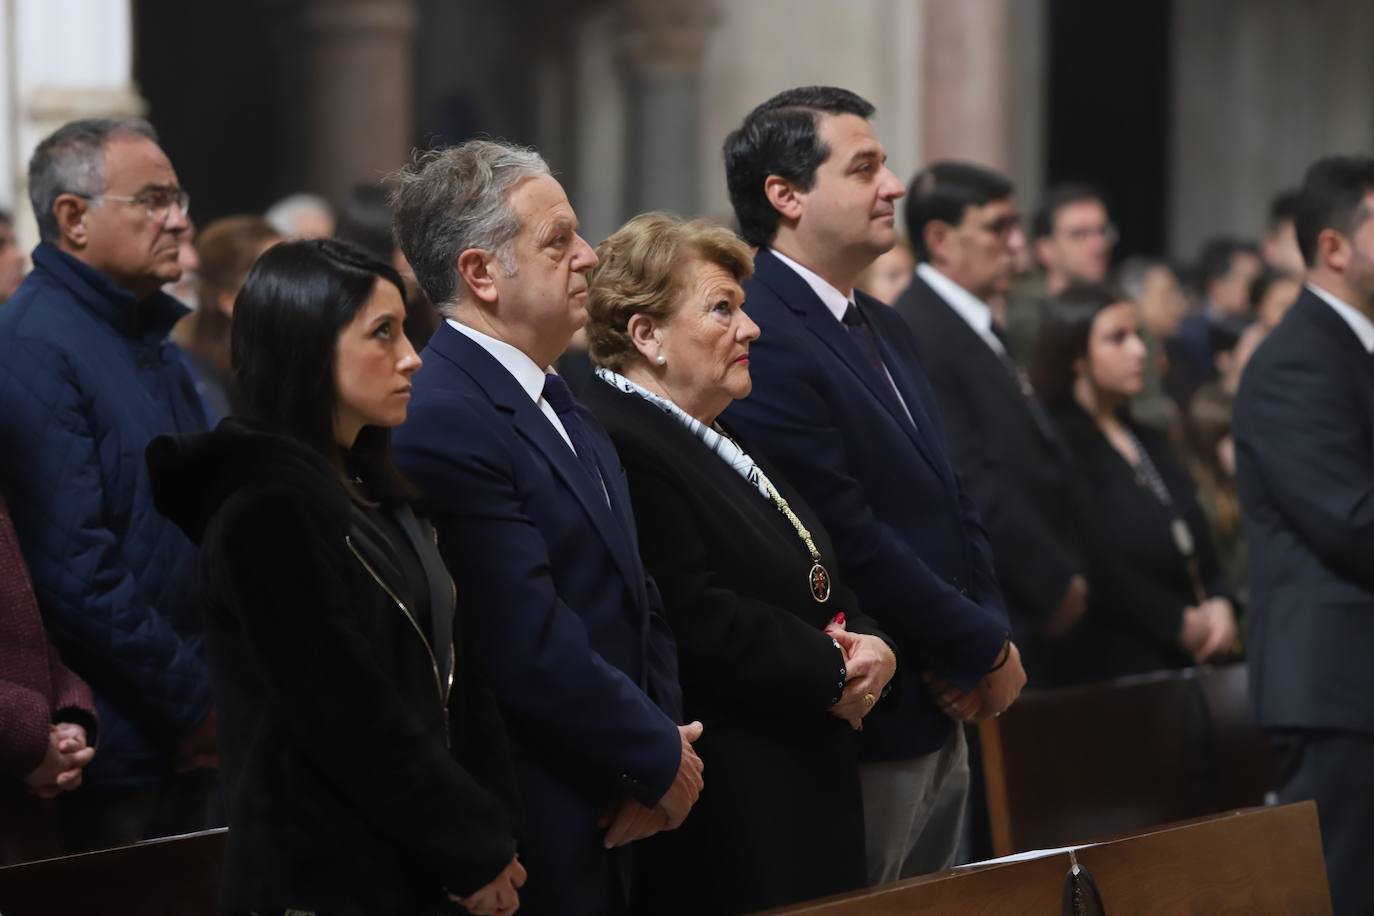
[303,0,417,200]
[920,0,1013,171]
[617,0,719,217]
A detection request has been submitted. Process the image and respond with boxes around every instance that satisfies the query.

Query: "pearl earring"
[656,355,667,366]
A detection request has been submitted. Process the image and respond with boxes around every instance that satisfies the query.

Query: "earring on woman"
[656,354,667,366]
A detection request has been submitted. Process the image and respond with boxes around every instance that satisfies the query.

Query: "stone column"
[920,0,1013,171]
[5,0,145,249]
[302,0,417,201]
[617,0,719,218]
[1169,0,1374,257]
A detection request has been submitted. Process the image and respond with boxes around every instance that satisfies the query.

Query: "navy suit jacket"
[723,249,1009,761]
[1235,289,1374,734]
[392,323,682,916]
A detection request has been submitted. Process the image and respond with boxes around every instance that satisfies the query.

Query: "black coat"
[1051,403,1229,684]
[584,380,890,915]
[893,274,1083,675]
[147,419,518,916]
[1234,289,1374,733]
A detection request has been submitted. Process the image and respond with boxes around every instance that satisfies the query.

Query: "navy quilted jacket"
[0,243,211,788]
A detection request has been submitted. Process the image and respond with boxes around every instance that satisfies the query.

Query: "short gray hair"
[1115,255,1166,303]
[390,139,550,312]
[28,118,160,242]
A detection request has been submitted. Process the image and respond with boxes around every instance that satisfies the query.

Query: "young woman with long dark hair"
[148,238,524,916]
[1031,282,1238,685]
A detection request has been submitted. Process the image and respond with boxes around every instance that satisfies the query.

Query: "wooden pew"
[764,802,1330,915]
[0,828,225,916]
[979,662,1277,856]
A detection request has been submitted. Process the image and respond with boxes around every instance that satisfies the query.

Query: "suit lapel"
[430,326,646,605]
[393,505,455,687]
[753,250,931,459]
[913,279,1068,455]
[1298,288,1374,369]
[861,305,960,489]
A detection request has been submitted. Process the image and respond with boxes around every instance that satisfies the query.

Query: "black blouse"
[1050,402,1231,685]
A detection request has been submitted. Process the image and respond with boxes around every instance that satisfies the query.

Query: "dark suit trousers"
[1272,730,1374,915]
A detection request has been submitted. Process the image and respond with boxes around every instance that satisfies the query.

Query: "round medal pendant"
[1171,517,1195,557]
[809,562,832,603]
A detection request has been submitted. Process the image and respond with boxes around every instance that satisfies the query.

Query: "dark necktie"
[542,373,604,488]
[842,301,910,424]
[990,326,1063,450]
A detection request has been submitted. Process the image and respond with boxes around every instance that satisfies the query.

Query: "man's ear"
[52,194,89,248]
[1318,227,1350,274]
[456,248,499,305]
[763,175,804,223]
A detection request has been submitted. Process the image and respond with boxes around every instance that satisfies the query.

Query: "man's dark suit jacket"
[392,324,683,916]
[1234,288,1374,734]
[892,273,1083,676]
[723,249,1008,762]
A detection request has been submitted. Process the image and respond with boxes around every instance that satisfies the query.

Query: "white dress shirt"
[447,319,576,451]
[1306,283,1374,354]
[771,248,914,423]
[915,262,1006,357]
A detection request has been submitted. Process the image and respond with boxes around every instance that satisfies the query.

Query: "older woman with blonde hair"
[581,213,897,914]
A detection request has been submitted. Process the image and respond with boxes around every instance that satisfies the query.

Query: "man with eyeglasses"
[0,118,217,852]
[893,162,1088,692]
[1001,185,1118,361]
[1032,184,1117,298]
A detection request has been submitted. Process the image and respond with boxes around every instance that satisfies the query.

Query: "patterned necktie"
[542,372,604,488]
[842,301,911,425]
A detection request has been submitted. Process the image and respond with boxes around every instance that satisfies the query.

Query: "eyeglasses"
[71,187,190,222]
[1061,223,1119,246]
[978,214,1023,238]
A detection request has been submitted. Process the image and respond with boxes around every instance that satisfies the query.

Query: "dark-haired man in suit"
[389,139,703,916]
[1235,154,1374,915]
[720,86,1025,885]
[893,163,1087,683]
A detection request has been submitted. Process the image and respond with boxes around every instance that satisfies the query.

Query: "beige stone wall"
[2,0,144,249]
[1170,0,1374,258]
[695,0,927,226]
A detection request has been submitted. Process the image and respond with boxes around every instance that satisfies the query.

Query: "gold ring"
[863,692,877,707]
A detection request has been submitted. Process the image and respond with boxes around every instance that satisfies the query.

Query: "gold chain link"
[762,479,821,563]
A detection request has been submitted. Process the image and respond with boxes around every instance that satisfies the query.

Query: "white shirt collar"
[915,263,1005,356]
[1305,283,1374,354]
[770,248,854,323]
[447,318,550,403]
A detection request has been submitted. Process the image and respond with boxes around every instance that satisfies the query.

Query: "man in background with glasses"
[1032,184,1117,299]
[1002,184,1118,361]
[0,118,217,853]
[894,162,1088,693]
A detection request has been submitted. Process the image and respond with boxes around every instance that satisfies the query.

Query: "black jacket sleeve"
[1235,341,1374,591]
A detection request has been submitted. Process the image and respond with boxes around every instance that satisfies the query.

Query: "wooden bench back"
[0,828,225,916]
[766,802,1329,915]
[979,662,1277,855]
